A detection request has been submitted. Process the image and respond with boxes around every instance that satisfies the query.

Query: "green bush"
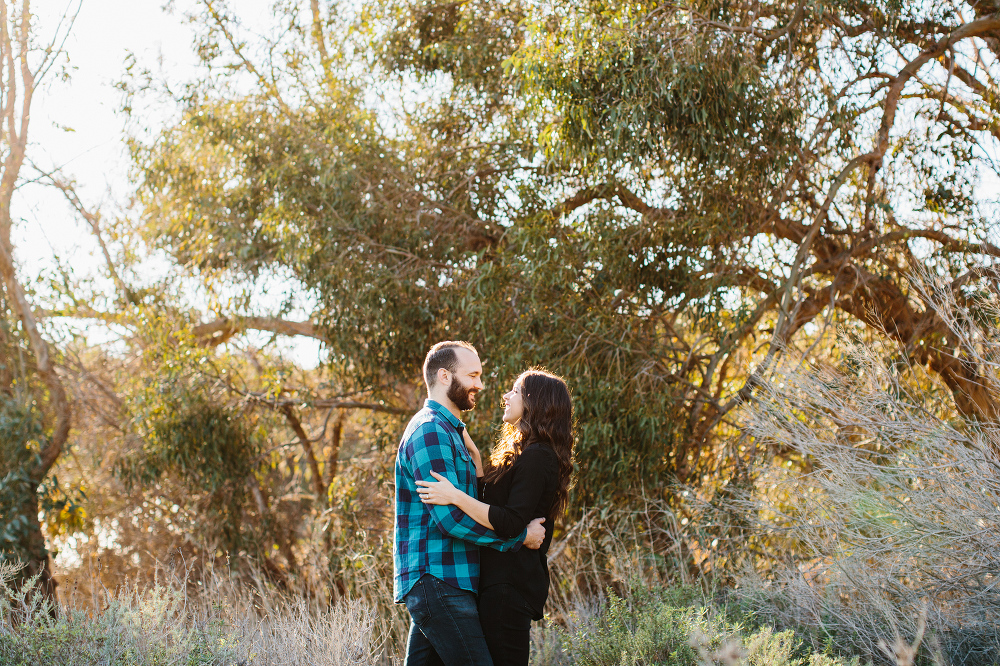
[537,583,858,666]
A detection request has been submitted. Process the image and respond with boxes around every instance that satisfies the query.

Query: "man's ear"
[437,367,450,386]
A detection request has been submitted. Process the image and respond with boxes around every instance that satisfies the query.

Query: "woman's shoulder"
[518,442,560,468]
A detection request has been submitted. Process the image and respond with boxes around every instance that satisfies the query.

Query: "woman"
[416,368,574,666]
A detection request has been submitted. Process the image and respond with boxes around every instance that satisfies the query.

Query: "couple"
[393,341,574,666]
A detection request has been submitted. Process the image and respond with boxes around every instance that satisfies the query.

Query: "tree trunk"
[0,0,78,606]
[15,493,57,605]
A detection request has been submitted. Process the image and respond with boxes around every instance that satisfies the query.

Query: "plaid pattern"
[393,399,524,602]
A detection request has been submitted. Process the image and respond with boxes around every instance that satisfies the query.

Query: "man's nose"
[474,378,484,391]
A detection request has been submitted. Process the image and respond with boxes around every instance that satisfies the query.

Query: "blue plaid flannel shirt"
[393,399,525,602]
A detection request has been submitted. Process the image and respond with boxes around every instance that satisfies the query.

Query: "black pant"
[477,584,534,666]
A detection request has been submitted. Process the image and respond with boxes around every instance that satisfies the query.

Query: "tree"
[0,0,79,600]
[126,0,1000,503]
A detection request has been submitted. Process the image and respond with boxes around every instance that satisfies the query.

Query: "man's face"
[444,348,484,411]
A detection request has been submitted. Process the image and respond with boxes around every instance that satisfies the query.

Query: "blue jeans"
[403,574,494,666]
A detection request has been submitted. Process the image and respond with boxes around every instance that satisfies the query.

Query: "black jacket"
[479,442,560,619]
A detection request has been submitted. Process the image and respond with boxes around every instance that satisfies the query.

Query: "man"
[394,341,546,666]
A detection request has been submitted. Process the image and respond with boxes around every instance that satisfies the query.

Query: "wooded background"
[1,0,998,627]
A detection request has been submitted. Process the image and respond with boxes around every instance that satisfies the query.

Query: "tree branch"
[692,0,808,43]
[866,229,1000,259]
[0,0,69,483]
[545,183,616,219]
[192,316,327,346]
[280,404,327,503]
[310,0,333,84]
[51,178,134,302]
[873,16,1000,171]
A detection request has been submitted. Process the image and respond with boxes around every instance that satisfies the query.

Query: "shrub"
[534,581,857,666]
[561,586,708,666]
[728,276,1000,665]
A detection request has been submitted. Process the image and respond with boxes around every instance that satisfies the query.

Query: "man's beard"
[447,377,478,411]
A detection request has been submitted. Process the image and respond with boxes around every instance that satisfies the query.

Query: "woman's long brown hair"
[483,368,574,516]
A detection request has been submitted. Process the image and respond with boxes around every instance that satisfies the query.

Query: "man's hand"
[523,517,546,549]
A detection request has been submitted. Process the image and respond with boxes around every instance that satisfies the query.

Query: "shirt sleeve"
[487,448,559,539]
[410,425,525,552]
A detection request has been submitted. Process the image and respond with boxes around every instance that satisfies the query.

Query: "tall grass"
[3,517,868,666]
[0,562,381,665]
[0,561,860,666]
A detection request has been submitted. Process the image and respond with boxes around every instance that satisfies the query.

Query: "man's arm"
[409,425,525,551]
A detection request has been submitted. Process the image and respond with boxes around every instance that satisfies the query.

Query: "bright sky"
[23,0,277,266]
[23,1,199,273]
[21,0,324,365]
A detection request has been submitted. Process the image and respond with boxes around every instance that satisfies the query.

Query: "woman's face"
[501,380,525,425]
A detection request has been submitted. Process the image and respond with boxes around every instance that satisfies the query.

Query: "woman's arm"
[463,429,484,477]
[417,471,494,529]
[419,448,558,539]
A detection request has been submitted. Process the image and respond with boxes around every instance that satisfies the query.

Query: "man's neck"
[429,391,462,420]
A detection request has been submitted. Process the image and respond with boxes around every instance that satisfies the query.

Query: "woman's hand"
[462,429,484,476]
[416,471,464,506]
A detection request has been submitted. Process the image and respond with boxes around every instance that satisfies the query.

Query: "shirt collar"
[425,399,465,431]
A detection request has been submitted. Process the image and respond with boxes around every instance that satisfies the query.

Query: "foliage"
[0,393,46,566]
[0,306,83,579]
[119,0,1000,508]
[116,391,261,559]
[562,585,712,665]
[534,580,860,666]
[510,1,801,180]
[726,277,1000,665]
[100,324,315,570]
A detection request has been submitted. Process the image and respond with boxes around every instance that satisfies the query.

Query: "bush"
[727,276,1000,665]
[533,581,857,666]
[562,586,708,666]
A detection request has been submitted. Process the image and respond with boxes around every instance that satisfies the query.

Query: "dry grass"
[0,562,382,665]
[3,517,863,666]
[722,277,1000,665]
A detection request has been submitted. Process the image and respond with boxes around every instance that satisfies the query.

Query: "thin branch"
[717,154,869,417]
[200,0,290,112]
[310,0,333,85]
[280,404,327,503]
[693,0,808,43]
[872,16,1000,171]
[50,178,134,301]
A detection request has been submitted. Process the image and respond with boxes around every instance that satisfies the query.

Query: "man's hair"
[423,341,478,388]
